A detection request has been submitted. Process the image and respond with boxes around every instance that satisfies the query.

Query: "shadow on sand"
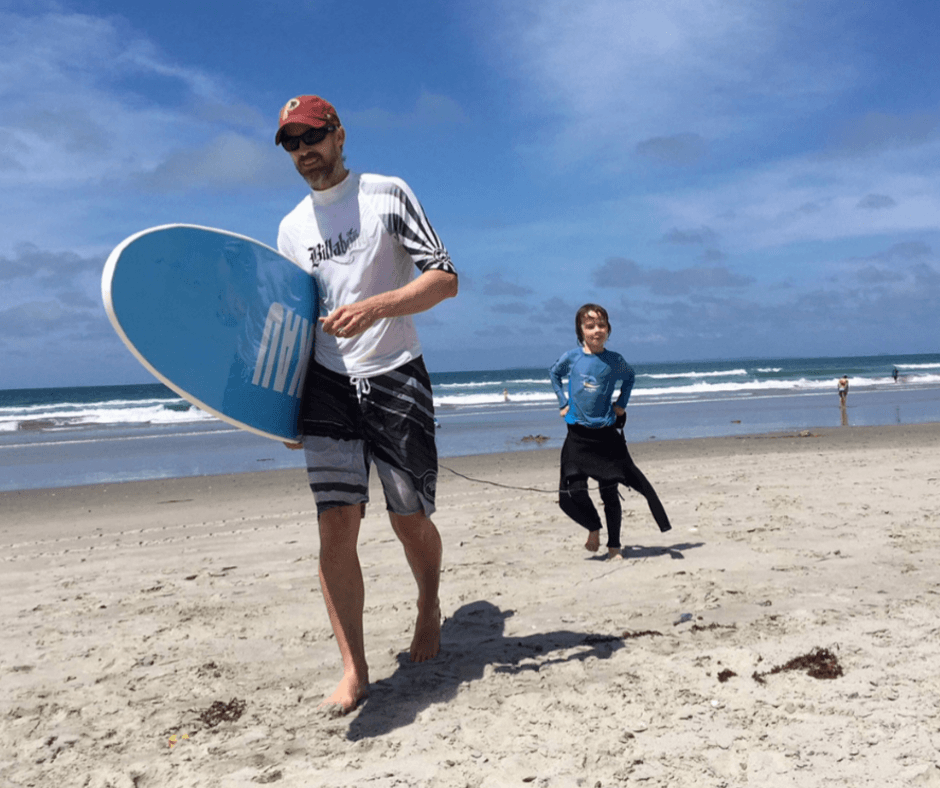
[586,540,705,562]
[346,600,625,741]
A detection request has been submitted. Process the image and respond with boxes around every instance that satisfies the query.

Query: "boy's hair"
[575,303,611,345]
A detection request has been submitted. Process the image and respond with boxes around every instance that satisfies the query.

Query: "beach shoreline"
[4,361,940,493]
[4,422,938,515]
[3,422,940,786]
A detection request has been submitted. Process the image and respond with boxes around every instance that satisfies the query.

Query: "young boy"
[549,304,671,559]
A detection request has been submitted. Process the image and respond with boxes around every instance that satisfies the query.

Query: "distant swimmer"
[893,367,899,382]
[503,388,510,402]
[838,375,849,404]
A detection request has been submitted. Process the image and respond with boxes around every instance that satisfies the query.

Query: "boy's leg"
[559,473,603,551]
[599,480,623,556]
[389,511,442,662]
[317,504,370,712]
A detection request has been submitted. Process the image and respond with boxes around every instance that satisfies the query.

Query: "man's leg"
[317,503,370,712]
[388,511,442,662]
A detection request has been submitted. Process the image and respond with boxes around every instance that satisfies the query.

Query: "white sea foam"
[434,378,548,389]
[4,358,940,434]
[638,373,940,398]
[640,369,749,380]
[435,391,556,406]
[434,375,865,406]
[0,401,215,432]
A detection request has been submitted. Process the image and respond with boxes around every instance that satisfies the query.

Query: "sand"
[2,424,939,787]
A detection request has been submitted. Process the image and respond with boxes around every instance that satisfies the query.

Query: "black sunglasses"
[280,125,336,151]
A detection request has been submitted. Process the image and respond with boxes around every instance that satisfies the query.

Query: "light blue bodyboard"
[102,224,318,441]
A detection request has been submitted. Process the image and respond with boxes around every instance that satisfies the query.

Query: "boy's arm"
[613,362,636,411]
[549,352,574,409]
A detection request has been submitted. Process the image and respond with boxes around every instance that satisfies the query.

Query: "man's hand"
[560,406,569,418]
[320,270,457,339]
[319,301,379,339]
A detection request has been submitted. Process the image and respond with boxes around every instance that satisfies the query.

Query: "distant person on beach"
[549,304,671,560]
[838,375,849,403]
[893,367,899,382]
[275,95,458,713]
[503,388,510,402]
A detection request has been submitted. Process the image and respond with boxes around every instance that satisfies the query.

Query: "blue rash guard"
[549,347,636,428]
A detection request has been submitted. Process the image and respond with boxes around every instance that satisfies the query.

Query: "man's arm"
[320,269,458,338]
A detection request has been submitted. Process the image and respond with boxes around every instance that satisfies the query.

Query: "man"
[275,95,458,714]
[838,375,849,404]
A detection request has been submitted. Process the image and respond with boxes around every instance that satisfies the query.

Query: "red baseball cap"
[275,95,341,145]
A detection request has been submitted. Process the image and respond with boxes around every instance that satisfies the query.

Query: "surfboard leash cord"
[438,462,608,495]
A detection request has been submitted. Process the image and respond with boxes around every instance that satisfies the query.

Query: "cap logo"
[280,98,301,122]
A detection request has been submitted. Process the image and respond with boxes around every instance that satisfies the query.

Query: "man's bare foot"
[319,674,369,715]
[608,547,623,560]
[585,530,600,552]
[410,600,441,662]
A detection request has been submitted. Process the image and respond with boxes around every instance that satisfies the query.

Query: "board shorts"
[299,357,438,518]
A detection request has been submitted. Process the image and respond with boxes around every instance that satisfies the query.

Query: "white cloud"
[636,133,708,165]
[594,257,753,295]
[345,90,468,129]
[0,300,69,337]
[862,241,933,262]
[647,142,940,252]
[856,194,897,210]
[137,132,292,191]
[662,227,718,246]
[484,271,534,297]
[610,252,940,358]
[831,111,940,156]
[476,0,859,162]
[0,9,266,189]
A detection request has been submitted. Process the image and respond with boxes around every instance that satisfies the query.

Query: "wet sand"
[2,424,939,787]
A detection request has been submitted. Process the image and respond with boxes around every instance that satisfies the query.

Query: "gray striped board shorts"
[300,357,438,517]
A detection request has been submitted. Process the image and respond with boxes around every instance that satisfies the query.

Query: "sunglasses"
[280,125,336,151]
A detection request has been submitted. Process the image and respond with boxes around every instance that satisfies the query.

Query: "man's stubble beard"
[297,153,346,191]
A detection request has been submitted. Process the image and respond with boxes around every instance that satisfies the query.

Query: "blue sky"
[2,0,939,389]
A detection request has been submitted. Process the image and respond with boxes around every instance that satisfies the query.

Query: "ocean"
[2,353,939,492]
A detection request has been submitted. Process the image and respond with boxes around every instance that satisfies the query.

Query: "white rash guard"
[277,171,456,378]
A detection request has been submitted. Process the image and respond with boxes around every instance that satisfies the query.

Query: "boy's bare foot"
[585,530,600,552]
[608,547,623,560]
[319,674,369,715]
[410,600,441,662]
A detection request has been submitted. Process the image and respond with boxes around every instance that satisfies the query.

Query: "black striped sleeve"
[361,176,457,275]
